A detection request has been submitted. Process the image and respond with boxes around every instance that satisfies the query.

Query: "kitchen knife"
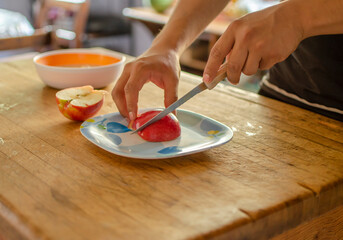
[131,62,228,134]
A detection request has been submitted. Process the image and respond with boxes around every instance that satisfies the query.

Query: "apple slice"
[56,85,106,121]
[129,110,181,142]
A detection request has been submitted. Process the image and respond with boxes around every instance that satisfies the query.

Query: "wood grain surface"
[271,205,343,240]
[0,50,342,240]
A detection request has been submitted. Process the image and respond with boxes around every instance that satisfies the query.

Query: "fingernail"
[228,78,239,85]
[129,112,134,121]
[203,74,210,83]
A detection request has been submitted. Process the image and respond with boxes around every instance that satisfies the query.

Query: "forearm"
[285,0,343,39]
[150,0,230,55]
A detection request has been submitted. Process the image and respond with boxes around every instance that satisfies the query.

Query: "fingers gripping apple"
[56,85,106,121]
[129,110,181,142]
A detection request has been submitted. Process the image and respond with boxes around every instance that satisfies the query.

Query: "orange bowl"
[33,49,125,89]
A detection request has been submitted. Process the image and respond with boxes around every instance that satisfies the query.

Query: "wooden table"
[0,50,343,240]
[122,7,231,36]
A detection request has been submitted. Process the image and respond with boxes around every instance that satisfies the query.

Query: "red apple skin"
[56,97,104,121]
[130,110,181,142]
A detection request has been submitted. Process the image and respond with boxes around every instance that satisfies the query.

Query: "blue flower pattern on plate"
[200,119,223,132]
[158,146,182,154]
[106,134,122,145]
[107,122,131,133]
[80,109,233,159]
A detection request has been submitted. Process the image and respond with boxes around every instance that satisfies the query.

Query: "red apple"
[56,85,106,121]
[129,110,181,142]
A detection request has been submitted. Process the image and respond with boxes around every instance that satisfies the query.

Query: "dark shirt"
[259,34,343,121]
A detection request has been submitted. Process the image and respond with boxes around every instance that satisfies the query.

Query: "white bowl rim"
[33,48,126,71]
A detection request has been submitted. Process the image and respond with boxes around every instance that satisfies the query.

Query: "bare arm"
[203,0,343,85]
[112,0,230,120]
[151,0,230,54]
[301,0,343,37]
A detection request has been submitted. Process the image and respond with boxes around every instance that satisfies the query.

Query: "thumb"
[203,32,234,84]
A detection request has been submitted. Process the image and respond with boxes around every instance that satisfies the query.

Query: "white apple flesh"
[56,85,106,121]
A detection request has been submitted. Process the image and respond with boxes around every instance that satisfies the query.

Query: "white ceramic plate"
[80,109,233,159]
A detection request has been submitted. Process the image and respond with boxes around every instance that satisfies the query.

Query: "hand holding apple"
[56,85,106,121]
[129,110,181,142]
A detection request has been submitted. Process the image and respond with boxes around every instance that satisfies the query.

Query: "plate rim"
[80,108,233,159]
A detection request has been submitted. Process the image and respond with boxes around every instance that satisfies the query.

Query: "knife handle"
[204,62,228,90]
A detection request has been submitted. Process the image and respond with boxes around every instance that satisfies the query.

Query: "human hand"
[203,1,305,85]
[112,49,180,121]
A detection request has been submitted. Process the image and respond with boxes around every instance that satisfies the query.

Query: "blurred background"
[0,0,277,92]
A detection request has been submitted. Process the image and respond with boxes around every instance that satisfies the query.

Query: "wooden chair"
[0,7,51,51]
[35,0,90,48]
[0,0,89,52]
[0,27,51,51]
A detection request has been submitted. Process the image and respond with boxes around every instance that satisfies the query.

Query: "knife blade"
[131,82,207,134]
[131,62,228,134]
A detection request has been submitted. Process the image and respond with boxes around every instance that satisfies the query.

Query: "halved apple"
[129,110,181,142]
[56,85,106,121]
